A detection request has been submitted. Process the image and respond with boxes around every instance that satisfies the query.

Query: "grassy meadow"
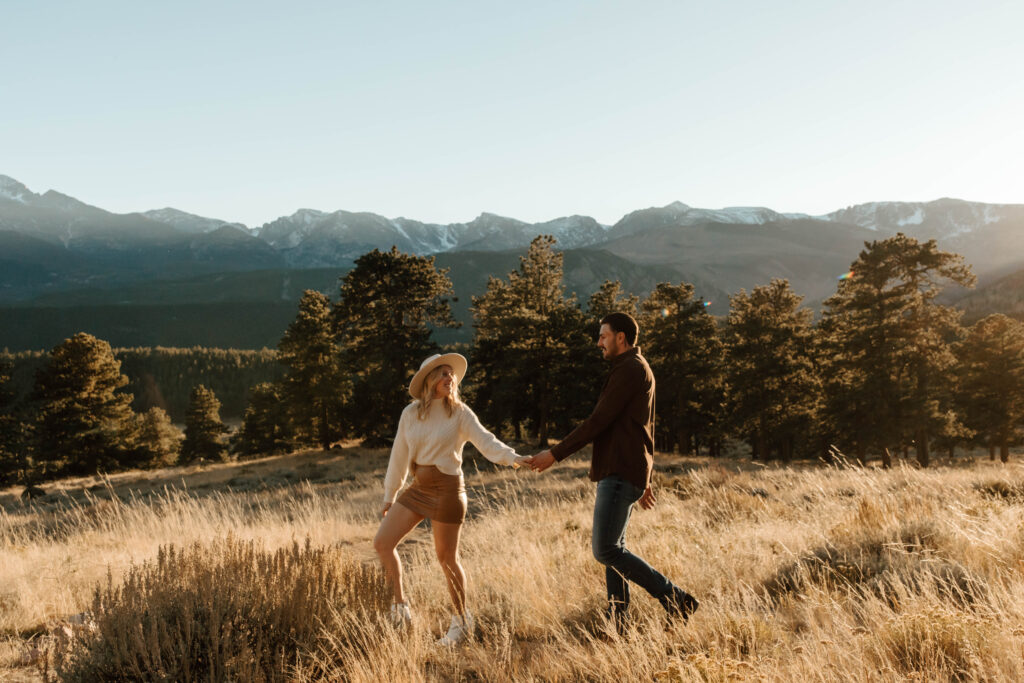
[3,445,1024,681]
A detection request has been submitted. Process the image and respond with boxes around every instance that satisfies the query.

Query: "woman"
[373,352,529,646]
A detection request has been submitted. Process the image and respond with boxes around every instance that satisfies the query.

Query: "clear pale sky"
[3,1,1022,227]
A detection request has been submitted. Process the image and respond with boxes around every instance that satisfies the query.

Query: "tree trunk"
[756,431,768,464]
[320,403,330,450]
[678,427,692,456]
[538,401,549,447]
[1001,440,1010,463]
[947,443,954,460]
[780,438,792,464]
[882,448,892,469]
[514,422,522,442]
[989,440,996,461]
[916,430,929,468]
[855,442,866,465]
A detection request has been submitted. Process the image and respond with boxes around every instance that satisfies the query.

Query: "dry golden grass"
[3,445,1024,681]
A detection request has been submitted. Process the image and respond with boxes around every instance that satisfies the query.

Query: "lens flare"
[838,271,854,280]
[661,308,670,317]
[702,301,711,307]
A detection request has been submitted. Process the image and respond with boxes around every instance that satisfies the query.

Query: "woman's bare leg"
[432,520,466,616]
[373,503,424,604]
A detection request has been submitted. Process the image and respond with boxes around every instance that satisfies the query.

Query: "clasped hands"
[514,450,555,473]
[513,451,657,510]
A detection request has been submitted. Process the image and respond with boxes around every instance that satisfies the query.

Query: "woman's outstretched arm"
[459,404,527,467]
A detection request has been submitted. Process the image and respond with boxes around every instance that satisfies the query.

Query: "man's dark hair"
[600,312,639,346]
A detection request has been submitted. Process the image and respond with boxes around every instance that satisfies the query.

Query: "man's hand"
[529,450,556,473]
[638,484,656,510]
[381,502,392,518]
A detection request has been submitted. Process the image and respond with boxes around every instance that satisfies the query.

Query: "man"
[527,312,698,631]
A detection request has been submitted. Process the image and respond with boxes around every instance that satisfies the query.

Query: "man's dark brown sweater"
[550,346,655,490]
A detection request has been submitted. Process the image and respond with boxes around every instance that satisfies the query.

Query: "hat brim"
[408,353,468,399]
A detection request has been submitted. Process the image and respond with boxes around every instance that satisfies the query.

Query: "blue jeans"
[592,475,675,613]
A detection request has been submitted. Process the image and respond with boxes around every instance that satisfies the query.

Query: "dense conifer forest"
[3,234,1023,487]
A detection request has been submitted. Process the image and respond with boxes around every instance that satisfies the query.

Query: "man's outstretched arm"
[529,364,640,474]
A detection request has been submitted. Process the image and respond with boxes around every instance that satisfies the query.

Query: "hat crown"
[419,354,442,371]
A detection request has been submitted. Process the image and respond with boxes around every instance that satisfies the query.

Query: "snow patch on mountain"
[897,207,924,226]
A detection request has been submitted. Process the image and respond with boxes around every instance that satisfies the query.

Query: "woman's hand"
[513,454,534,469]
[381,502,392,518]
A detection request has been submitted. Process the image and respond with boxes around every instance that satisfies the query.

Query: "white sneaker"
[437,611,474,646]
[389,602,412,627]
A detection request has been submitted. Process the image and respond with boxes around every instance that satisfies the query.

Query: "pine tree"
[279,290,346,449]
[955,314,1024,462]
[180,385,229,463]
[333,247,459,442]
[30,333,137,478]
[234,382,296,457]
[723,279,819,462]
[124,407,183,468]
[819,234,975,466]
[639,282,725,455]
[470,236,594,445]
[588,280,640,321]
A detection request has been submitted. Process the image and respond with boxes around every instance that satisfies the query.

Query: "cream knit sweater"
[382,400,519,504]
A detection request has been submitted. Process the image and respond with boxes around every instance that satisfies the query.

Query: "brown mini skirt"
[396,465,467,524]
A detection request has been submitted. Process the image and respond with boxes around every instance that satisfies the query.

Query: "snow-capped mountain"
[257,209,456,266]
[451,213,605,251]
[255,208,606,265]
[824,198,1024,241]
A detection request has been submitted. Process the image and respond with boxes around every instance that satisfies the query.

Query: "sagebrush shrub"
[56,536,388,682]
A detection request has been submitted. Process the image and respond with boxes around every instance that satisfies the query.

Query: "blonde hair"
[416,364,460,420]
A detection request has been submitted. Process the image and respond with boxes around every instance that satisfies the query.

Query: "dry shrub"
[870,609,1001,681]
[975,479,1024,503]
[665,464,738,499]
[56,537,388,682]
[764,512,984,608]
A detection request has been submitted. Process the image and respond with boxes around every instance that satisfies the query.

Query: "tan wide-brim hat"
[408,352,468,399]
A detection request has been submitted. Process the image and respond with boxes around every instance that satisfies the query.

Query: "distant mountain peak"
[469,212,526,226]
[143,207,250,235]
[0,175,34,203]
[38,189,94,212]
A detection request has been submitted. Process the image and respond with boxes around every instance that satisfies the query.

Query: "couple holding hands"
[373,313,699,646]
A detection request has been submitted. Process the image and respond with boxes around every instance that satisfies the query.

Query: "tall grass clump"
[56,536,388,682]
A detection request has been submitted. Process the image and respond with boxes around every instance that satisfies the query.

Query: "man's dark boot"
[661,587,699,623]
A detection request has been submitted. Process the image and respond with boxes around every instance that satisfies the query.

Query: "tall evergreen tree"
[279,290,346,449]
[819,234,975,466]
[234,382,296,457]
[723,279,819,462]
[955,314,1024,462]
[639,282,724,455]
[333,247,459,442]
[587,280,640,321]
[180,385,229,463]
[30,333,137,478]
[471,236,594,445]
